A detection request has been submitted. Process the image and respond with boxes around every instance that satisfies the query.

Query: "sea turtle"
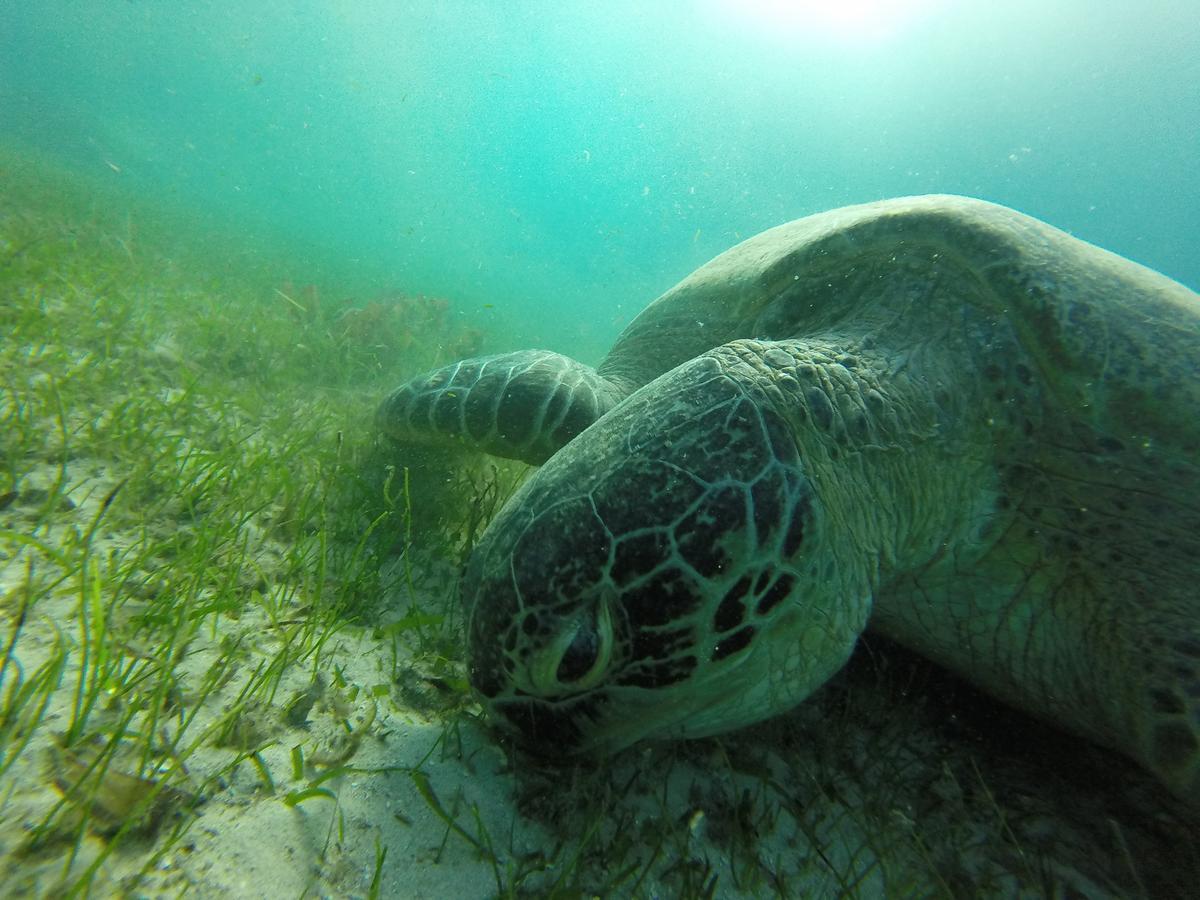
[378,195,1200,807]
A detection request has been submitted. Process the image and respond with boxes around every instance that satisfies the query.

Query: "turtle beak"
[489,695,598,755]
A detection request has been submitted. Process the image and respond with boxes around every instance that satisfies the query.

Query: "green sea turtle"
[378,195,1200,807]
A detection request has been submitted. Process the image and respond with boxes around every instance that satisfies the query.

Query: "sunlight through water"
[706,0,944,45]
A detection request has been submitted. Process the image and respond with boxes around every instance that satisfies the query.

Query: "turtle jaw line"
[576,683,758,754]
[493,660,772,758]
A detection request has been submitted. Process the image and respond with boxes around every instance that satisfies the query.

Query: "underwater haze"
[3,0,1198,361]
[5,2,1200,895]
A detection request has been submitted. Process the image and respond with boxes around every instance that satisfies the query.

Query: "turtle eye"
[523,601,616,696]
[548,601,614,692]
[556,627,599,683]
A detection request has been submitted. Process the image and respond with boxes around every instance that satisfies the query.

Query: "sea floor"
[1,152,1196,898]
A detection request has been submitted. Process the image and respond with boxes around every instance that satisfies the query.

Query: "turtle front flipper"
[377,350,627,465]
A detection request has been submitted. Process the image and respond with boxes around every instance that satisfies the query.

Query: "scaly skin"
[377,349,627,465]
[461,327,1001,751]
[379,195,1200,808]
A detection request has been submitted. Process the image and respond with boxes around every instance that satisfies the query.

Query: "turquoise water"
[3,6,1199,893]
[4,0,1198,360]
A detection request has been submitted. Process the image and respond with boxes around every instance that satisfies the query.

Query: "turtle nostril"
[556,626,599,684]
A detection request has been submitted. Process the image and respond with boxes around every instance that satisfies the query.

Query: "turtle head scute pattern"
[464,352,867,755]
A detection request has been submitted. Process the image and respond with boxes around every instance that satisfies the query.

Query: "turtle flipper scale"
[377,350,625,465]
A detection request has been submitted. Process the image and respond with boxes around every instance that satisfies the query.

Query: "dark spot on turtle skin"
[617,655,697,688]
[631,627,694,663]
[750,472,784,545]
[756,573,796,616]
[676,487,746,577]
[705,409,758,467]
[712,625,756,662]
[782,494,811,558]
[806,388,834,430]
[1150,688,1186,715]
[1096,435,1125,453]
[714,592,746,633]
[983,363,1003,382]
[1151,720,1199,769]
[622,569,701,627]
[722,575,752,607]
[616,670,664,688]
[1014,363,1033,386]
[612,530,670,585]
[754,571,772,594]
[521,613,539,636]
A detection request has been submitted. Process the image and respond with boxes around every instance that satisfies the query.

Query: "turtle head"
[462,351,871,756]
